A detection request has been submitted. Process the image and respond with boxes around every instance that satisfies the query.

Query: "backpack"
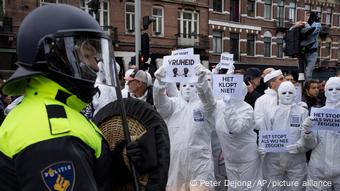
[284,27,301,57]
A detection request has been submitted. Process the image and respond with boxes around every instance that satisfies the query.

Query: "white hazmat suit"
[261,81,309,191]
[215,83,262,191]
[153,65,216,191]
[303,77,340,191]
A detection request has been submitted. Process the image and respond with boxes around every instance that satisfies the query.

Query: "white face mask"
[325,84,340,103]
[279,91,295,105]
[180,83,196,102]
[278,81,296,105]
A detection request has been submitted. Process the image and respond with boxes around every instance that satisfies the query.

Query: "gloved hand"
[302,117,313,134]
[126,129,158,175]
[126,140,143,170]
[286,144,299,154]
[154,66,166,81]
[195,64,207,83]
[258,147,266,156]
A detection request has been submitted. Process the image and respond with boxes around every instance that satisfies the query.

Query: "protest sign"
[212,74,243,99]
[219,52,234,69]
[162,54,199,83]
[259,130,291,153]
[310,107,340,131]
[171,48,194,56]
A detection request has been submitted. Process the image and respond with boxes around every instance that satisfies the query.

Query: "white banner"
[162,54,199,83]
[259,130,291,153]
[171,48,194,56]
[212,74,243,99]
[311,107,340,131]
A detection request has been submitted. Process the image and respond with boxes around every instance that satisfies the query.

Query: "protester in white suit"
[153,65,216,191]
[215,82,262,191]
[303,77,340,191]
[260,81,309,191]
[254,69,285,131]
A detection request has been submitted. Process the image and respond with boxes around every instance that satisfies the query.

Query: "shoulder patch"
[41,161,75,191]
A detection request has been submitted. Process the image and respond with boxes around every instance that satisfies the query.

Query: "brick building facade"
[0,0,339,79]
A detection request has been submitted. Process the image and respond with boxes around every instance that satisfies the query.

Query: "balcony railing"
[176,33,209,50]
[0,16,12,33]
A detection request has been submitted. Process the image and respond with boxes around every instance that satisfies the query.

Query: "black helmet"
[2,4,116,103]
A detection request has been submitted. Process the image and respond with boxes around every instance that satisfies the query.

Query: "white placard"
[162,54,199,83]
[311,107,340,131]
[219,52,234,69]
[212,74,243,99]
[259,130,291,153]
[171,48,194,56]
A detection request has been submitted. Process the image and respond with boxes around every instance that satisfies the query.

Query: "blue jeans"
[304,51,318,81]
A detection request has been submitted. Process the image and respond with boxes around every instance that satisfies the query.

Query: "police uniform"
[0,76,113,191]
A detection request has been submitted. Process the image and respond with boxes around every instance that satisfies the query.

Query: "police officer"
[0,4,115,191]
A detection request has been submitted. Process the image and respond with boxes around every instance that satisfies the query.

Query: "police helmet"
[2,4,116,102]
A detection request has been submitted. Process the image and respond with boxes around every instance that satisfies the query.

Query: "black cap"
[246,67,261,78]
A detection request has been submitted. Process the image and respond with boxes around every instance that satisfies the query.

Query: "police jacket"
[0,76,113,191]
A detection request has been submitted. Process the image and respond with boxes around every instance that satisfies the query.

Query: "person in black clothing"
[301,79,321,113]
[244,67,262,108]
[301,79,321,163]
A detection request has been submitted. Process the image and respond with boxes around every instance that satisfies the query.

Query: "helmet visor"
[50,31,117,87]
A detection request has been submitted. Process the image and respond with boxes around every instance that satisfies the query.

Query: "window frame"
[125,1,135,33]
[213,0,223,13]
[247,0,255,17]
[325,8,332,26]
[246,34,255,56]
[213,31,223,54]
[264,0,272,20]
[40,0,59,5]
[288,2,297,22]
[177,10,199,39]
[152,6,164,36]
[230,32,239,61]
[80,0,109,31]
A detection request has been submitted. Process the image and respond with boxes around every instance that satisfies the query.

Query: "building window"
[325,8,332,25]
[80,0,109,31]
[125,0,135,32]
[264,31,272,57]
[177,10,199,39]
[277,38,283,58]
[264,0,272,20]
[276,0,284,26]
[230,32,239,61]
[315,6,322,23]
[337,43,340,61]
[152,6,163,35]
[213,0,223,12]
[325,39,331,59]
[230,0,240,22]
[0,0,4,16]
[40,0,59,5]
[288,2,296,22]
[213,31,222,53]
[305,4,311,13]
[247,0,255,17]
[246,34,255,56]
